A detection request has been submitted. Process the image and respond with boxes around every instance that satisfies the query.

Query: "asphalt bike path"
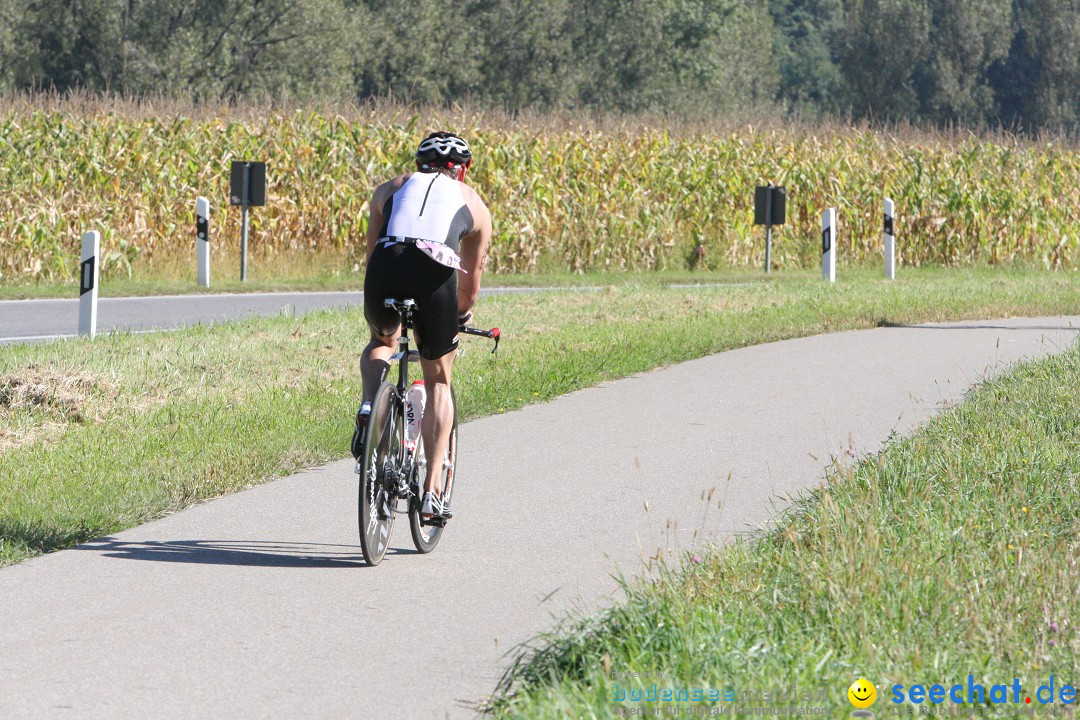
[0,316,1076,718]
[0,285,747,345]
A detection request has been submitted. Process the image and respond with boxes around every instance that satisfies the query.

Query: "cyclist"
[352,131,492,519]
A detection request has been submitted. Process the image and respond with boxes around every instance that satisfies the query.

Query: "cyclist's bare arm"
[365,174,411,263]
[458,189,492,315]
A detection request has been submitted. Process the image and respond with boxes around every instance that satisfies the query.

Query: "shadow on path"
[74,537,417,568]
[876,320,1078,331]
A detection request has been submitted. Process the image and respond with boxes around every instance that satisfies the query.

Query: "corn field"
[1,98,1078,282]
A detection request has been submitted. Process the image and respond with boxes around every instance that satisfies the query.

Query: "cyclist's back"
[354,131,492,519]
[382,171,473,253]
[364,168,480,361]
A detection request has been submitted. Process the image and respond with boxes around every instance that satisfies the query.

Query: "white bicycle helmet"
[415,131,473,169]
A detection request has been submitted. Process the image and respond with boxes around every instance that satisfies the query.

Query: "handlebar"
[460,325,501,354]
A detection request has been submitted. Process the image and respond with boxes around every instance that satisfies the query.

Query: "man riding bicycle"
[352,131,492,519]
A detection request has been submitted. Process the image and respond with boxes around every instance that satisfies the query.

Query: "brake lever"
[458,325,501,355]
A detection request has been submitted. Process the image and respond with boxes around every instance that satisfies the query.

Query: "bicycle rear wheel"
[409,386,457,553]
[358,381,401,566]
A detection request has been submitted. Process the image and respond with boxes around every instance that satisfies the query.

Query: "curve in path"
[0,316,1076,719]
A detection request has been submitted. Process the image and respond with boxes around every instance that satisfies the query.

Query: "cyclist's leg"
[361,246,405,403]
[418,352,455,498]
[361,330,398,404]
[354,327,398,460]
[356,249,405,459]
[407,248,458,506]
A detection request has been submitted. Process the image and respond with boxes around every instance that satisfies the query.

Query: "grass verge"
[487,341,1080,719]
[1,266,1078,567]
[2,262,804,300]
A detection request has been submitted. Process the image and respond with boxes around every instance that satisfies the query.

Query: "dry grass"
[0,367,116,451]
[0,367,113,419]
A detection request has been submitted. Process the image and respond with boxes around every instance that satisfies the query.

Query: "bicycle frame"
[357,297,499,563]
[377,300,421,508]
[379,298,499,507]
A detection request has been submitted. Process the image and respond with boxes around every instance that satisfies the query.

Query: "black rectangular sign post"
[754,184,786,273]
[230,161,266,281]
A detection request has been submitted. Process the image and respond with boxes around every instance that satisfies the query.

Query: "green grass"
[1,266,1078,568]
[0,260,801,300]
[1,256,1072,301]
[487,341,1080,719]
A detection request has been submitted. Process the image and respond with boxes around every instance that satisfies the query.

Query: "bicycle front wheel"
[358,381,401,566]
[409,386,457,553]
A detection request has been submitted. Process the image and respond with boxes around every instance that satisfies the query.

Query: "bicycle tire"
[409,385,457,553]
[358,381,401,566]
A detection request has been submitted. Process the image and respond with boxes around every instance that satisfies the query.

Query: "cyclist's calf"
[418,352,455,496]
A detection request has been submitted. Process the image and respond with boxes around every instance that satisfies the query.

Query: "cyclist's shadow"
[77,537,418,568]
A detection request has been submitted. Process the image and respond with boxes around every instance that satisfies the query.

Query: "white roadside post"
[884,198,896,280]
[821,208,836,283]
[79,231,100,338]
[197,196,211,288]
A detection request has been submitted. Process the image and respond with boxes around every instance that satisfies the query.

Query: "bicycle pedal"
[421,508,452,524]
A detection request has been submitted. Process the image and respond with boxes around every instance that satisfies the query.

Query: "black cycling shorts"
[364,242,459,360]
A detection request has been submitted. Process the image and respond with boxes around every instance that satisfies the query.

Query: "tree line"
[1,0,1077,132]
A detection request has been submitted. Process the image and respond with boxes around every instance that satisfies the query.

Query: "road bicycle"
[357,297,499,566]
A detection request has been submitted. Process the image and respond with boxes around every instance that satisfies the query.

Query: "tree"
[350,0,480,104]
[1017,0,1079,131]
[125,0,355,99]
[471,0,577,109]
[838,0,932,120]
[0,0,19,91]
[988,0,1080,133]
[563,0,776,115]
[0,0,1072,131]
[4,0,355,99]
[918,0,1013,124]
[662,0,778,114]
[769,0,846,116]
[12,0,126,91]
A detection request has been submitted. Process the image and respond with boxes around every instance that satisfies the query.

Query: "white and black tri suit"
[364,171,474,359]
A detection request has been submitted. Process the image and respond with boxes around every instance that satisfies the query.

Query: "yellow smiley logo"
[848,678,877,709]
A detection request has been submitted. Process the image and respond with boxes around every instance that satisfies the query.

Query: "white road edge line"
[0,282,750,306]
[0,334,77,342]
[0,290,364,305]
[0,328,167,343]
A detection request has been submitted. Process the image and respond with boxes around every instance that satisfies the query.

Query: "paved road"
[0,291,367,344]
[0,316,1076,719]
